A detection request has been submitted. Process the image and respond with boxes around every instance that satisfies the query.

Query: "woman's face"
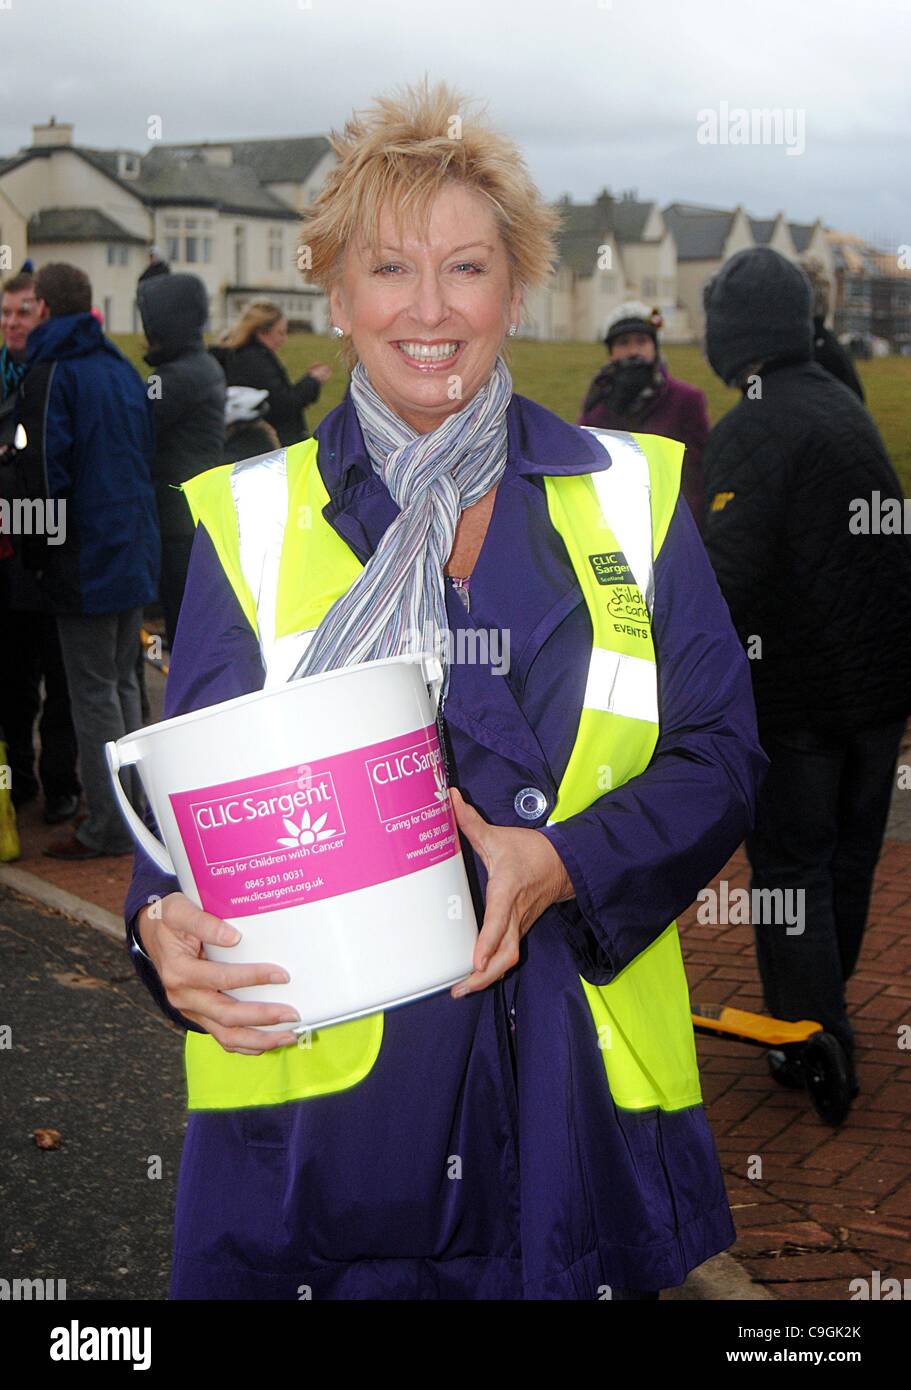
[330,182,522,434]
[257,316,288,352]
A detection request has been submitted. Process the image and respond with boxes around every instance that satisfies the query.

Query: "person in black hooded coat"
[701,246,911,1106]
[138,272,226,648]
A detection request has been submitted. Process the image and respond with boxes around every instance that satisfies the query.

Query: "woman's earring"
[330,325,344,338]
[507,324,517,338]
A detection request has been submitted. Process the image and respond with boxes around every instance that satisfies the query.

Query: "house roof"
[134,149,298,216]
[748,217,776,244]
[789,222,816,253]
[0,142,300,219]
[827,231,880,276]
[612,198,658,244]
[554,197,615,276]
[159,136,331,185]
[27,207,146,244]
[663,203,736,259]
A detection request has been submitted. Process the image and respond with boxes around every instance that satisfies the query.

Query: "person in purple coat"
[122,80,767,1300]
[579,302,711,529]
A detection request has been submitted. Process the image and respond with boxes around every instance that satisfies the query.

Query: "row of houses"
[1,119,908,350]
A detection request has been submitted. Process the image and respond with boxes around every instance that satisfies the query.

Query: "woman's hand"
[306,362,333,383]
[448,787,574,998]
[136,893,301,1055]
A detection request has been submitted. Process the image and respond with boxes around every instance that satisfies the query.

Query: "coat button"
[514,786,548,821]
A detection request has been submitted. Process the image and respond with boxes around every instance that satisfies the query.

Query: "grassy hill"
[112,333,911,496]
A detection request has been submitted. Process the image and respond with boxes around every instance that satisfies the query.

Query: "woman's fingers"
[452,933,520,997]
[146,892,302,1048]
[155,892,242,949]
[181,1014,301,1054]
[449,788,491,866]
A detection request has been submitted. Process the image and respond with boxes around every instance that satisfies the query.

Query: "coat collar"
[309,387,605,791]
[314,387,609,497]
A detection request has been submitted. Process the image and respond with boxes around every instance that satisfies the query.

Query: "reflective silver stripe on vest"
[584,647,659,723]
[582,428,654,615]
[580,429,658,723]
[229,448,316,686]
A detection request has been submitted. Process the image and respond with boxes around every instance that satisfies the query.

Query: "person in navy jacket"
[11,263,158,858]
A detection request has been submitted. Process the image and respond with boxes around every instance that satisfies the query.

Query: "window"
[269,227,284,271]
[202,237,213,264]
[185,236,198,263]
[106,244,116,266]
[164,217,179,230]
[185,218,198,231]
[234,225,247,284]
[165,236,180,262]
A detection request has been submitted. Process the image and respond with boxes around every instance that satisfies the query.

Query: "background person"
[578,301,711,528]
[123,80,766,1301]
[211,301,332,446]
[0,268,80,824]
[701,246,911,1102]
[14,263,159,860]
[802,257,865,401]
[221,385,280,464]
[137,271,226,649]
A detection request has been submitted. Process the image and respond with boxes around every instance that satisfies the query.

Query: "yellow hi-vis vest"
[179,429,703,1115]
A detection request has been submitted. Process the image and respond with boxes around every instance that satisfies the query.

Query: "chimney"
[32,118,74,148]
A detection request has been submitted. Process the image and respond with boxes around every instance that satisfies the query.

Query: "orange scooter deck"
[692,1002,823,1048]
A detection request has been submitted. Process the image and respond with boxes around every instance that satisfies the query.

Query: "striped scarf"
[290,354,512,693]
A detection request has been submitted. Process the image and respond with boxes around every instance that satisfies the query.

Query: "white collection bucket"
[106,654,478,1031]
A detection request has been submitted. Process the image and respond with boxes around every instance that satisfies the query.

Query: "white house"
[0,121,336,333]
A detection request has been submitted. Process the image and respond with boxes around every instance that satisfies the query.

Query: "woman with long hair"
[214,300,332,445]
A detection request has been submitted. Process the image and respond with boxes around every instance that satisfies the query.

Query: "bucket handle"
[104,740,176,876]
[419,653,444,716]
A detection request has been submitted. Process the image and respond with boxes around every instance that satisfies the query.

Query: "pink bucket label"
[169,722,458,919]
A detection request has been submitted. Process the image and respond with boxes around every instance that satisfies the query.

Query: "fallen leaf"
[33,1128,62,1150]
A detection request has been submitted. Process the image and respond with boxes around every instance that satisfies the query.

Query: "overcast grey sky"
[2,0,908,245]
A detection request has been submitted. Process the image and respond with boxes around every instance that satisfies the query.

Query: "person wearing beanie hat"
[702,246,911,1112]
[579,299,711,530]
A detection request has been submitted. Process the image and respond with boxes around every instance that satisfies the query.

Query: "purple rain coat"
[578,363,711,532]
[124,390,767,1300]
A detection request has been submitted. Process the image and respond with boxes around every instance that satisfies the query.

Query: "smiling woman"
[125,76,767,1302]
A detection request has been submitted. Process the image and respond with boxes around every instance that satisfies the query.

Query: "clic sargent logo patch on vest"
[588,551,634,586]
[588,551,649,638]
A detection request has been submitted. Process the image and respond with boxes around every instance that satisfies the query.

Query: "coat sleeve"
[539,493,768,983]
[43,366,77,498]
[123,521,266,1030]
[269,359,321,417]
[147,359,196,435]
[701,415,789,641]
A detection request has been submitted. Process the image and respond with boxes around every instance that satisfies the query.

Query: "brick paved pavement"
[2,676,909,1302]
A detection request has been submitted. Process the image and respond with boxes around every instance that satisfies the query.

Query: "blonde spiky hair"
[298,77,562,368]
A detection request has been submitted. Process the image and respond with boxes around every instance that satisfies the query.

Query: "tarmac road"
[0,879,757,1302]
[0,885,184,1300]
